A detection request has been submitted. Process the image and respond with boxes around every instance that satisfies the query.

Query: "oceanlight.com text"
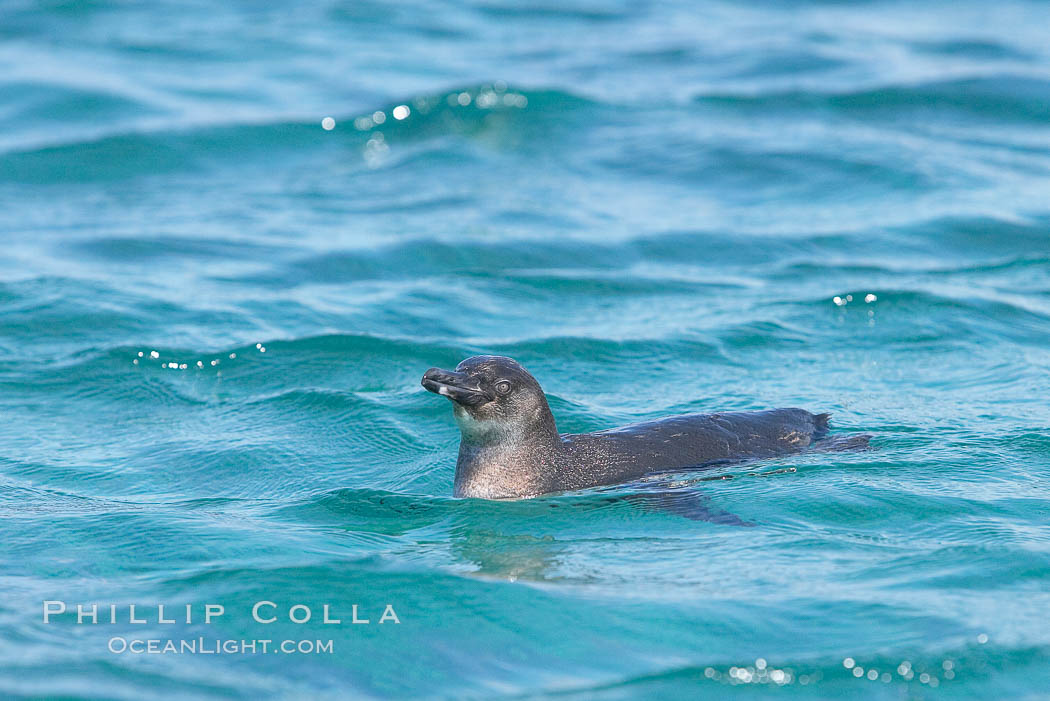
[108,637,335,655]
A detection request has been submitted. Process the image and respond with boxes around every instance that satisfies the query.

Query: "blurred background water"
[2,0,1050,698]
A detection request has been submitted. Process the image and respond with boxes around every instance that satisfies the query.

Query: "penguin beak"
[421,368,491,406]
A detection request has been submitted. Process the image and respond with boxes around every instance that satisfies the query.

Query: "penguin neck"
[452,403,563,498]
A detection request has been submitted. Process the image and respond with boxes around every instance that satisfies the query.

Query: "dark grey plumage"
[422,355,860,499]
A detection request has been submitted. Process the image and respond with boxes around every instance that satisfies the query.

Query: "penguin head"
[421,355,556,444]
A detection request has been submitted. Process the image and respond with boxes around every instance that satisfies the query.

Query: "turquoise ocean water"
[3,1,1050,698]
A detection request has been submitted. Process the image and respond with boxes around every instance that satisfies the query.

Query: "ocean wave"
[0,84,600,183]
[695,75,1050,125]
[539,642,1050,698]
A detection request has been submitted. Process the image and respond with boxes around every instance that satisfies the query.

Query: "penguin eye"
[494,380,512,395]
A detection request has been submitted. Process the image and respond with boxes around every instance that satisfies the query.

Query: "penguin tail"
[800,412,872,452]
[813,412,831,436]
